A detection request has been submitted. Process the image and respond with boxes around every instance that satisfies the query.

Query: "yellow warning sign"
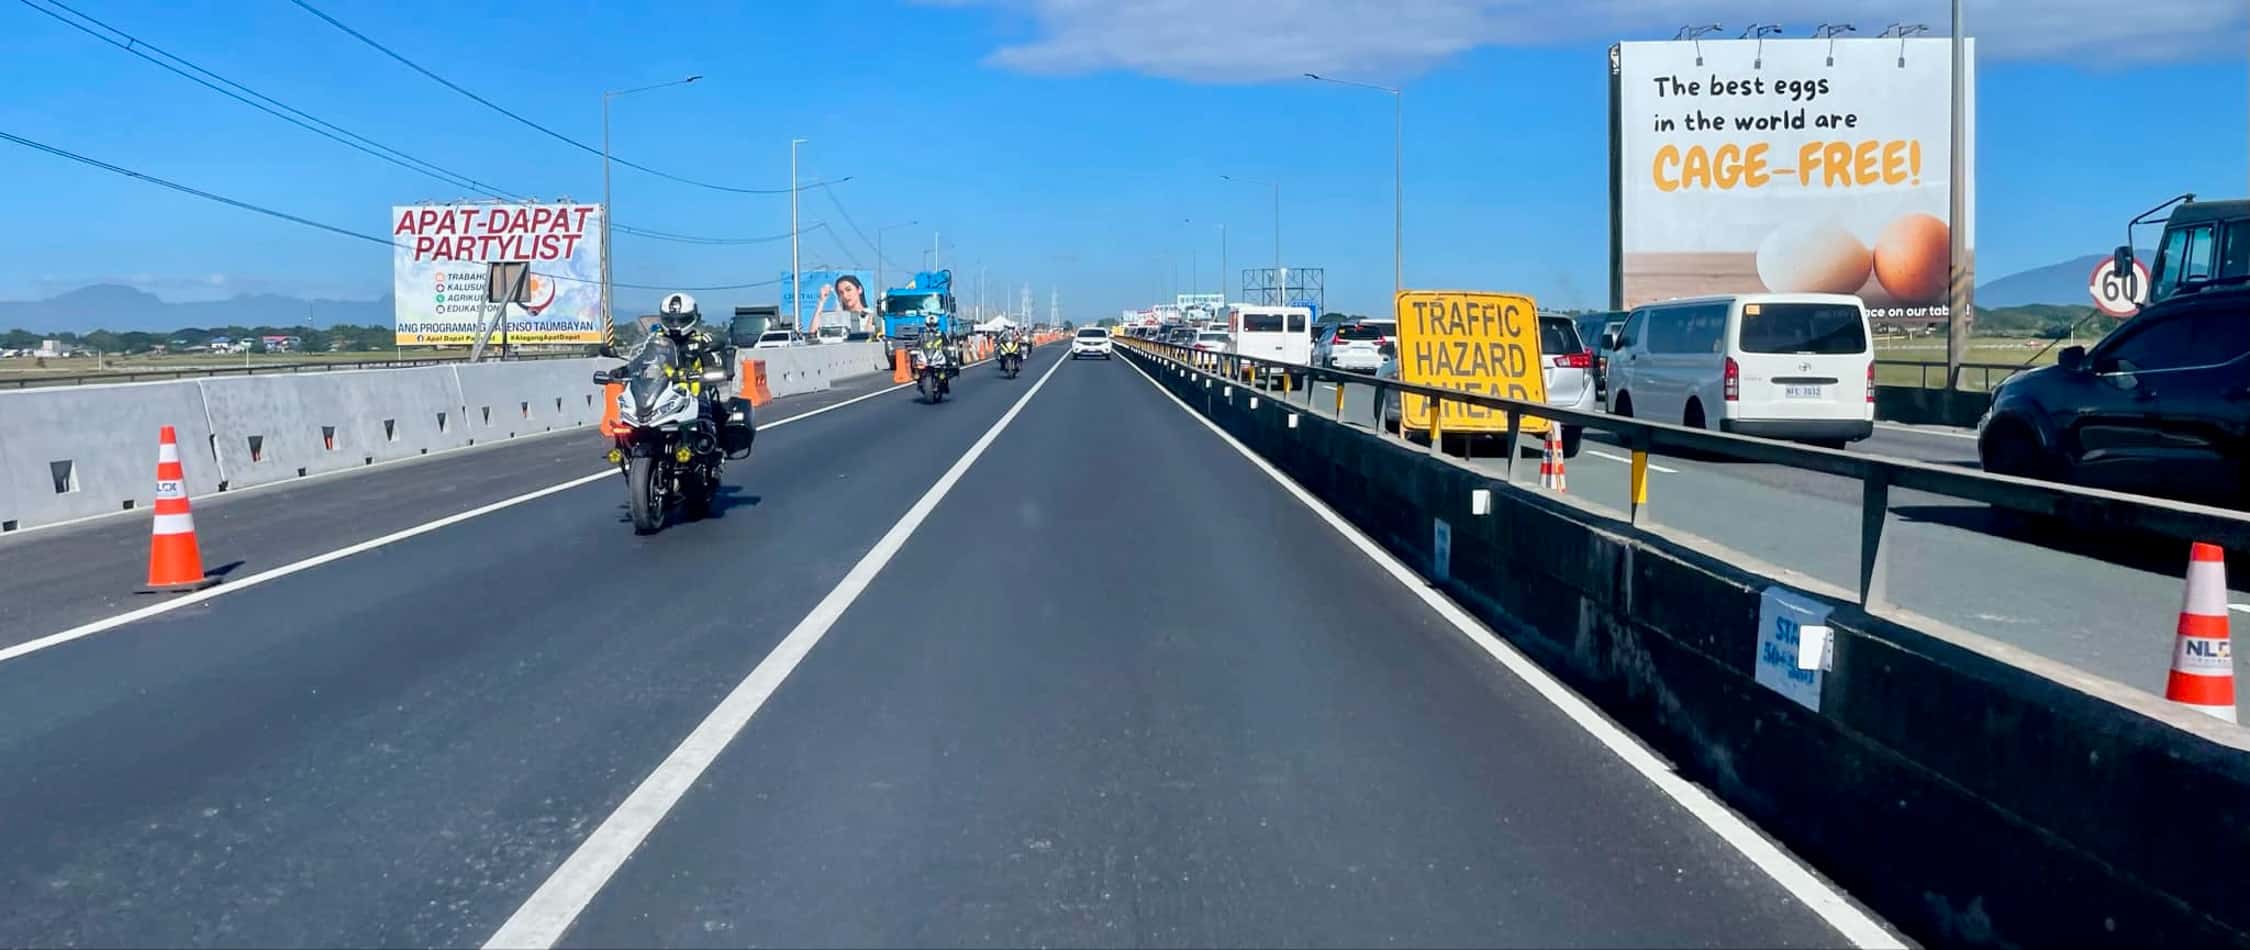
[1394,290,1548,434]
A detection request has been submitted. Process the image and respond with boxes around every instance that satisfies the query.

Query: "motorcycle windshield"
[623,336,679,410]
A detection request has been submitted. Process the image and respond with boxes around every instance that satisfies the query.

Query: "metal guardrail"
[1873,358,2034,391]
[1122,338,2250,614]
[0,351,586,390]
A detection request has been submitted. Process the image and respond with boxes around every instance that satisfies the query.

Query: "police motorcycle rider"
[605,292,753,456]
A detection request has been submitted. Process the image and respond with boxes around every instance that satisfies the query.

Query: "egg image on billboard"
[1873,213,1951,304]
[1755,221,1872,295]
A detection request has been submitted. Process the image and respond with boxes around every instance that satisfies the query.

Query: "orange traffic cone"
[1539,424,1568,493]
[144,425,217,592]
[891,348,913,384]
[2168,542,2236,722]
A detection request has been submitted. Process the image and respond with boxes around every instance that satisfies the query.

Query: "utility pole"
[1220,223,1228,303]
[1945,0,1970,391]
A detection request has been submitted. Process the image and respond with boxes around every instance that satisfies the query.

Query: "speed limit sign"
[2089,257,2150,318]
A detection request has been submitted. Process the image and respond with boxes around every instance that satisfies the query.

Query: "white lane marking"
[1874,421,1979,441]
[483,349,1069,950]
[2229,604,2250,615]
[1587,449,1681,474]
[1118,353,1902,949]
[0,376,925,668]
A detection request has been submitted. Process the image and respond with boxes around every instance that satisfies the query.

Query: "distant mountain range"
[1974,250,2151,309]
[0,284,394,333]
[0,252,2141,334]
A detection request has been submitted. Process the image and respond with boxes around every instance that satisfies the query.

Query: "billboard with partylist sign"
[391,203,605,345]
[1611,38,1976,323]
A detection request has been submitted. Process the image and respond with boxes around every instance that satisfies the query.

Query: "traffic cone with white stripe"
[1539,424,1568,493]
[144,425,217,592]
[2167,542,2235,722]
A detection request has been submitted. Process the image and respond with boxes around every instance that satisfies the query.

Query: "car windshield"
[1737,303,1868,354]
[759,332,792,343]
[883,294,938,315]
[1337,325,1386,342]
[1077,328,1106,338]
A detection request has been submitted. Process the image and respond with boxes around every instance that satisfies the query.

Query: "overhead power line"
[810,177,897,271]
[287,0,849,196]
[0,129,786,291]
[19,0,784,247]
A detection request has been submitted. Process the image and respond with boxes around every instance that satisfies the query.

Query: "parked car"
[1978,285,2250,507]
[752,329,805,349]
[1070,326,1114,360]
[1375,314,1594,457]
[1603,293,1874,447]
[1314,321,1395,374]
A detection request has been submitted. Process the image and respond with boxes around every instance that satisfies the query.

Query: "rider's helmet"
[658,292,701,334]
[924,314,942,333]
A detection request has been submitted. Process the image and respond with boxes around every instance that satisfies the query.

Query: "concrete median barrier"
[0,349,894,535]
[1124,345,2250,948]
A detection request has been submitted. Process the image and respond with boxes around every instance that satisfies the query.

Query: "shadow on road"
[1891,503,2232,583]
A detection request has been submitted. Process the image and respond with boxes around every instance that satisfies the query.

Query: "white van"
[1227,304,1313,386]
[1603,293,1873,446]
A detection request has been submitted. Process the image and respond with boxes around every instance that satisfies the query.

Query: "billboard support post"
[1945,0,1970,391]
[469,261,530,363]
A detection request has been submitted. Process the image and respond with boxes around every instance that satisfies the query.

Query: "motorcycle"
[913,341,956,403]
[995,337,1023,378]
[595,336,753,534]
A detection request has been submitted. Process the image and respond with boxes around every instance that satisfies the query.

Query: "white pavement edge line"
[1119,352,1903,949]
[481,350,1070,950]
[1586,449,1681,474]
[0,378,921,669]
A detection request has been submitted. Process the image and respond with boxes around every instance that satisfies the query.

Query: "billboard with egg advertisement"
[1610,38,1974,322]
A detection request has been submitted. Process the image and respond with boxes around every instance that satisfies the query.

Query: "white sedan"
[1070,327,1113,359]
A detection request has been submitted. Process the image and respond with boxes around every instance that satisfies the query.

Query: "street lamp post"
[1221,175,1280,305]
[790,137,807,332]
[601,75,701,329]
[1219,223,1228,303]
[1305,73,1403,300]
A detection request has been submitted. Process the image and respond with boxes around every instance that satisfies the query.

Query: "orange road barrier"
[2168,542,2237,722]
[598,381,623,437]
[743,357,773,406]
[892,348,913,383]
[144,425,217,591]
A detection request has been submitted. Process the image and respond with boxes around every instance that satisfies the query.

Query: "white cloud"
[933,0,2248,81]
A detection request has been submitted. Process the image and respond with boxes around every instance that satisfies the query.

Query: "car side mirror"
[1378,342,1397,358]
[591,371,615,385]
[2056,345,2087,372]
[1601,331,1622,351]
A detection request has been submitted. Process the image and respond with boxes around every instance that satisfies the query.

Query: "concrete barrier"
[0,358,616,534]
[199,367,466,490]
[750,342,887,398]
[0,349,894,535]
[1124,345,2250,948]
[0,380,223,531]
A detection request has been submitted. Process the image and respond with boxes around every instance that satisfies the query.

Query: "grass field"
[0,349,490,383]
[1873,337,2071,390]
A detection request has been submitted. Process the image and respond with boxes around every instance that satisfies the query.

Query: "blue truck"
[880,270,957,348]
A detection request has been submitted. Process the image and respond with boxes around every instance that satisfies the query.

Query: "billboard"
[778,269,877,333]
[391,203,605,345]
[1612,39,1975,322]
[1392,290,1550,435]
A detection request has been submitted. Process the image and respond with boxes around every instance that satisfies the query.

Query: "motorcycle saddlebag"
[720,397,756,459]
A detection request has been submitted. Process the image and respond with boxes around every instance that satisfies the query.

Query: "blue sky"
[0,0,2243,321]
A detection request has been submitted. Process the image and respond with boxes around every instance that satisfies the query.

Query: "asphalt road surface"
[0,344,1886,947]
[1310,377,2248,696]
